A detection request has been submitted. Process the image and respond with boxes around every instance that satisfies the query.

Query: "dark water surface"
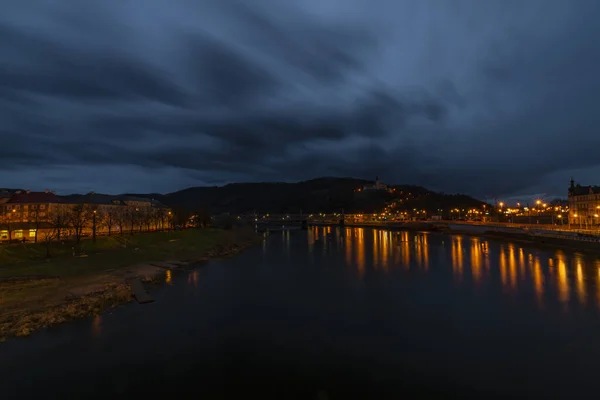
[3,227,600,398]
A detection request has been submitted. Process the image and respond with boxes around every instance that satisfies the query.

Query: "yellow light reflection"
[518,248,526,279]
[470,238,482,283]
[596,260,600,309]
[345,228,352,265]
[451,236,464,280]
[91,315,102,338]
[499,246,508,288]
[421,234,429,271]
[533,256,543,305]
[381,230,390,272]
[576,259,586,305]
[188,270,199,288]
[401,231,410,269]
[482,241,490,271]
[373,230,379,269]
[508,244,517,290]
[557,255,569,304]
[165,269,172,284]
[356,228,365,276]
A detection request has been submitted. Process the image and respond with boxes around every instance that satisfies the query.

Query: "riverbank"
[0,228,261,341]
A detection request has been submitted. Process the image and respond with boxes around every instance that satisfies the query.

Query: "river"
[2,226,600,398]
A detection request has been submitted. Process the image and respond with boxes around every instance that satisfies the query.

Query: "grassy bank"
[0,228,260,340]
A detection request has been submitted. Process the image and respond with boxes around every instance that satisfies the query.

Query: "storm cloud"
[1,0,600,200]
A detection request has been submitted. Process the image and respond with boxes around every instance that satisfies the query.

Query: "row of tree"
[0,204,173,245]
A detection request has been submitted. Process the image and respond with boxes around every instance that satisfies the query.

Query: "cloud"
[1,0,600,199]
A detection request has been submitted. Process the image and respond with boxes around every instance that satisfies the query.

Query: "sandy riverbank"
[0,228,262,341]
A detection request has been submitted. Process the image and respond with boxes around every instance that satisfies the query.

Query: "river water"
[3,226,600,398]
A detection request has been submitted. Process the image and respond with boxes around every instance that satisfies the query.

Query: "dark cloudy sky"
[2,1,599,201]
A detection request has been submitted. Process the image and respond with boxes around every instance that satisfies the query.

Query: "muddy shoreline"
[0,233,262,341]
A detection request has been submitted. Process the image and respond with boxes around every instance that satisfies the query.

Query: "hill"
[127,177,487,216]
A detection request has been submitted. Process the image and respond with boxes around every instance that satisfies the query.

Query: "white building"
[363,176,388,191]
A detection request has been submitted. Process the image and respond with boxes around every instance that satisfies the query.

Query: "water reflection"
[556,252,570,304]
[373,230,379,268]
[508,244,517,290]
[533,256,544,305]
[416,234,429,271]
[400,231,410,269]
[356,228,365,276]
[499,246,508,287]
[345,228,352,265]
[470,238,482,284]
[451,237,464,280]
[303,227,600,311]
[575,257,586,305]
[165,269,172,285]
[91,315,102,338]
[187,270,199,288]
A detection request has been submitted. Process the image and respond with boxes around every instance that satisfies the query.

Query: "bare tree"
[139,207,153,232]
[157,209,168,231]
[48,206,69,242]
[0,208,14,242]
[127,207,138,235]
[68,204,93,245]
[151,208,163,231]
[104,206,118,236]
[29,205,45,243]
[112,206,126,235]
[41,228,56,258]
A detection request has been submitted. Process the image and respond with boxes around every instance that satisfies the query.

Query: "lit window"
[40,205,46,210]
[14,230,23,239]
[0,230,8,240]
[29,229,36,238]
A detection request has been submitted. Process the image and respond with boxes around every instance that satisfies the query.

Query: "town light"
[557,214,562,218]
[536,200,542,205]
[499,202,504,208]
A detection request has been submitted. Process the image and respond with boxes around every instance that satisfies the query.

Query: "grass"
[0,228,237,278]
[0,228,260,339]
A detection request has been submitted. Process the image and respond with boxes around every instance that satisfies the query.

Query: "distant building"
[568,179,600,227]
[363,176,388,191]
[0,190,171,242]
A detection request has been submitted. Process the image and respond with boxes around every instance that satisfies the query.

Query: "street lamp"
[574,213,581,230]
[92,209,97,242]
